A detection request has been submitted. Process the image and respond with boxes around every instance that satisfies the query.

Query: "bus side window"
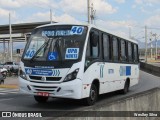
[121,39,127,62]
[85,30,99,67]
[112,37,118,62]
[102,34,110,61]
[128,42,133,63]
[90,31,99,58]
[134,44,138,63]
[86,39,90,58]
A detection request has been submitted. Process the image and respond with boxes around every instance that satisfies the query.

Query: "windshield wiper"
[30,38,50,62]
[30,37,62,62]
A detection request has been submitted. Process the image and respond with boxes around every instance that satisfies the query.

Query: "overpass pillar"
[3,39,6,63]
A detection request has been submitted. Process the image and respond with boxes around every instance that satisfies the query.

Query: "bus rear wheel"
[121,80,130,94]
[34,96,49,103]
[84,84,98,106]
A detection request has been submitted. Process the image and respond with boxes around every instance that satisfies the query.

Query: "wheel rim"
[90,89,96,101]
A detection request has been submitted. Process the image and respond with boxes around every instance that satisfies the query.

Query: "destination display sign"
[25,68,60,76]
[42,26,84,37]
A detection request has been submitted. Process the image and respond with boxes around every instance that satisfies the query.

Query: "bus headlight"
[19,70,27,80]
[63,69,79,82]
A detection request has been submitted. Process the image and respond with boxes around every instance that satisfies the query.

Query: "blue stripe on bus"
[126,66,131,76]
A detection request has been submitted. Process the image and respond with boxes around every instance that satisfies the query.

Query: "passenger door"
[101,33,114,93]
[84,29,102,84]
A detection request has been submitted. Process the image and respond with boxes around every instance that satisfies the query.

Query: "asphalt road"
[0,71,160,118]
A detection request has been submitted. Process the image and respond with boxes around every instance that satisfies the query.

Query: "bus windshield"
[23,25,88,61]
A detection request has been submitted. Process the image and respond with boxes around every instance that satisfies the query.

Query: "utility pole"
[155,36,157,60]
[145,26,148,62]
[157,35,160,58]
[150,39,153,59]
[91,3,93,24]
[50,9,52,23]
[90,3,96,24]
[152,33,158,60]
[3,39,5,63]
[87,0,90,24]
[9,13,13,61]
[87,0,96,24]
[151,33,159,60]
[150,32,152,59]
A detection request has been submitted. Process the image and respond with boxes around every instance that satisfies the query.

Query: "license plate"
[37,92,49,97]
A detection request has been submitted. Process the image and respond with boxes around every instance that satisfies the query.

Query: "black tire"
[0,80,4,85]
[34,96,49,103]
[84,84,98,106]
[121,80,130,94]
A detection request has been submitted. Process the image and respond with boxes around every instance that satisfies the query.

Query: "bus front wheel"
[34,96,49,103]
[84,84,98,106]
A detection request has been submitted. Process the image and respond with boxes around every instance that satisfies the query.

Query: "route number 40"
[25,50,35,58]
[71,26,84,35]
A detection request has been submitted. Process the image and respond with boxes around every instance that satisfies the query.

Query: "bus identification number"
[24,49,35,58]
[71,26,84,35]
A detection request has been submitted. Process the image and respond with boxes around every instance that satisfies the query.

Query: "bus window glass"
[24,37,45,59]
[128,42,133,62]
[22,25,88,61]
[113,37,118,61]
[85,30,99,67]
[134,44,138,62]
[121,40,126,62]
[103,34,109,61]
[90,31,99,58]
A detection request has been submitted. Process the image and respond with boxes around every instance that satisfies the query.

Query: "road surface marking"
[0,88,19,95]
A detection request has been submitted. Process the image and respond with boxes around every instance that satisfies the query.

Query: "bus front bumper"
[19,77,82,99]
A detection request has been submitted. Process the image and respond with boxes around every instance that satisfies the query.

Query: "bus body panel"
[83,62,139,97]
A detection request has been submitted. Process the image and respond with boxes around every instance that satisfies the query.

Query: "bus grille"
[29,76,62,81]
[31,85,58,92]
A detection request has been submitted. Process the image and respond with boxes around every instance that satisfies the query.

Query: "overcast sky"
[0,0,160,42]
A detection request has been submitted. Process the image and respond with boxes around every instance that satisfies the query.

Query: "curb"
[147,61,160,63]
[0,84,18,89]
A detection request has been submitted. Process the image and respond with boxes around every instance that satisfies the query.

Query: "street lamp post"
[87,0,90,24]
[149,32,153,59]
[151,33,160,60]
[150,39,152,59]
[145,26,148,62]
[155,35,160,60]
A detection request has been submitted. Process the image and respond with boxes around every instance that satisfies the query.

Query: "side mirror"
[90,32,98,47]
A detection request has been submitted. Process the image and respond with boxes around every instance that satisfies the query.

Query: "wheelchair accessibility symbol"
[48,52,58,61]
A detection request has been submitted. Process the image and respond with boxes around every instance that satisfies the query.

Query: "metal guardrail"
[140,62,160,77]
